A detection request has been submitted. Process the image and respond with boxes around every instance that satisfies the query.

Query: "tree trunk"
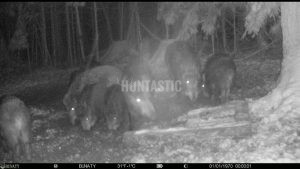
[126,2,139,46]
[126,3,134,41]
[252,2,300,124]
[100,3,113,43]
[50,4,56,66]
[65,4,73,66]
[211,33,215,54]
[40,3,50,66]
[27,47,31,72]
[135,2,142,48]
[85,2,99,70]
[54,3,65,67]
[75,5,85,62]
[30,27,34,65]
[216,29,219,51]
[119,2,124,40]
[94,2,99,61]
[233,6,237,53]
[222,11,227,53]
[165,23,169,39]
[34,27,38,65]
[70,7,77,65]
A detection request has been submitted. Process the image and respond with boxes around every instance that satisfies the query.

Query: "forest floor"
[1,45,299,163]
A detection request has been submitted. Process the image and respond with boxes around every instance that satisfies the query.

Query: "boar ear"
[63,93,70,106]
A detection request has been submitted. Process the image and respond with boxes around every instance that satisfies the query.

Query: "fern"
[157,2,224,40]
[243,2,280,38]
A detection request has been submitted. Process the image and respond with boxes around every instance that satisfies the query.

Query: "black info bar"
[0,163,298,169]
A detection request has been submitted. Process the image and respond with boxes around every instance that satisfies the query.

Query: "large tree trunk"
[252,2,300,124]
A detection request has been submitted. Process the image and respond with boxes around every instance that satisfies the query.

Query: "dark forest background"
[0,2,281,80]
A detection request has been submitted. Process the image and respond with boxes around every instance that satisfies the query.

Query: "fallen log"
[123,100,253,146]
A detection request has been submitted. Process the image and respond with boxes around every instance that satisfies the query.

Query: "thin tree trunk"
[135,3,142,47]
[85,2,99,70]
[41,3,50,66]
[65,4,73,66]
[192,34,197,51]
[35,27,38,65]
[212,33,215,54]
[30,28,34,66]
[165,23,169,39]
[93,2,99,65]
[27,47,31,71]
[126,3,136,43]
[233,6,237,53]
[222,12,227,53]
[55,3,65,67]
[100,3,113,43]
[119,2,124,40]
[70,7,77,65]
[50,4,56,66]
[30,26,34,66]
[34,27,37,65]
[54,3,60,67]
[75,5,85,62]
[126,4,133,41]
[216,29,219,51]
